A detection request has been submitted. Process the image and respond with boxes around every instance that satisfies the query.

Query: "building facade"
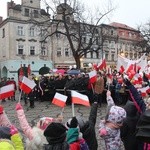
[0,1,145,81]
[0,0,52,81]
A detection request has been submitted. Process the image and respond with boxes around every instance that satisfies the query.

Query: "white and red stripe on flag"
[138,86,150,97]
[52,92,67,108]
[89,70,97,83]
[0,84,14,100]
[71,90,90,107]
[20,76,36,94]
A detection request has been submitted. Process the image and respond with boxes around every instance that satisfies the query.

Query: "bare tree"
[37,0,115,68]
[137,21,150,55]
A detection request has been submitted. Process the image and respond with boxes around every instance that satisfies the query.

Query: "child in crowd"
[99,90,126,150]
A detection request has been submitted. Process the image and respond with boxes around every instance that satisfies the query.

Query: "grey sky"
[0,0,150,28]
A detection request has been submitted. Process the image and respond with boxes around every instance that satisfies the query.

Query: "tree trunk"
[74,55,81,69]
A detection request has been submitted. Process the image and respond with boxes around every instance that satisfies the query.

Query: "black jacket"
[44,142,69,150]
[80,103,98,150]
[120,101,140,150]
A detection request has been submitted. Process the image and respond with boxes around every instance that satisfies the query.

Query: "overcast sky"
[0,0,150,29]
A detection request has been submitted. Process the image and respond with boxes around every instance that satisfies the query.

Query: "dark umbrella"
[67,69,80,75]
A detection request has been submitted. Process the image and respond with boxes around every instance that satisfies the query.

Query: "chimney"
[0,17,3,24]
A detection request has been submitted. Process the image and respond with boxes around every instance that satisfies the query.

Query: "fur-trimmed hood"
[25,127,48,150]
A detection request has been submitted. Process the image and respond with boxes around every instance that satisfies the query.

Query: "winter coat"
[120,101,140,150]
[125,81,150,150]
[80,103,98,150]
[67,128,80,150]
[0,112,11,127]
[44,142,69,150]
[16,109,47,150]
[93,77,104,94]
[0,133,24,150]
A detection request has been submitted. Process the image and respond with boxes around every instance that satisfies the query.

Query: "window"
[111,54,114,61]
[83,37,86,43]
[18,45,24,55]
[2,28,5,38]
[110,41,115,49]
[34,10,38,18]
[25,8,29,16]
[30,46,35,55]
[65,48,69,57]
[17,26,24,36]
[29,27,35,37]
[111,30,114,35]
[105,53,108,60]
[57,48,61,57]
[41,48,46,55]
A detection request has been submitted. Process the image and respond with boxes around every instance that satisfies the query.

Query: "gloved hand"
[15,103,23,110]
[99,128,107,136]
[10,125,18,135]
[0,105,4,114]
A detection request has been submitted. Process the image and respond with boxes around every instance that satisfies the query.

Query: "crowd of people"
[0,68,150,149]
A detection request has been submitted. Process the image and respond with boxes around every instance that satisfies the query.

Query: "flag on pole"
[98,59,106,70]
[71,90,90,107]
[0,84,14,100]
[18,64,24,87]
[89,70,97,84]
[27,64,31,76]
[52,92,67,108]
[20,76,36,94]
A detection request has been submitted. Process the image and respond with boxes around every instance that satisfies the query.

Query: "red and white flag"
[52,92,67,108]
[0,84,14,100]
[71,90,90,107]
[89,70,97,84]
[138,86,150,97]
[98,59,106,70]
[20,76,36,94]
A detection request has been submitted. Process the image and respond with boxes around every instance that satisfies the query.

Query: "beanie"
[65,117,78,129]
[44,122,67,139]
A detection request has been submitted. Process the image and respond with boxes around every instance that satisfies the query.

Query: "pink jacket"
[0,112,11,127]
[16,109,33,140]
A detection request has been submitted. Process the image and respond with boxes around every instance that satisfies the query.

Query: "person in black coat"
[68,102,98,150]
[120,100,140,150]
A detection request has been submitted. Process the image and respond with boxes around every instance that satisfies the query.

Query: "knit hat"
[65,117,79,129]
[37,117,54,130]
[107,106,126,124]
[0,127,11,140]
[44,122,67,139]
[0,105,4,114]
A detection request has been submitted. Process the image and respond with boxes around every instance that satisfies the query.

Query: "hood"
[66,128,79,144]
[107,106,126,124]
[124,100,138,117]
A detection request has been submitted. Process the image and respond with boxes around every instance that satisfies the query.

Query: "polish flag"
[52,92,67,108]
[71,90,90,107]
[89,70,97,84]
[138,86,150,97]
[0,84,14,100]
[20,76,36,94]
[98,59,106,70]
